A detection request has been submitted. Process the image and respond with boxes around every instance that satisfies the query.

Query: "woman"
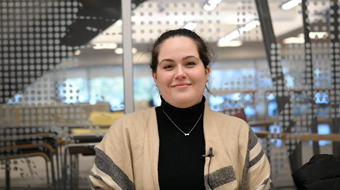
[89,29,273,190]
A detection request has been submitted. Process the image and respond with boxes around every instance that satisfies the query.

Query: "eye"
[186,62,196,66]
[163,65,173,69]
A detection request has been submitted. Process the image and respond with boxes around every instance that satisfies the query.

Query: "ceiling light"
[203,0,222,11]
[74,49,81,55]
[115,48,123,54]
[218,31,241,45]
[242,20,260,32]
[297,32,328,39]
[183,22,197,31]
[115,48,137,54]
[283,32,328,44]
[309,32,328,39]
[218,20,260,45]
[115,19,122,26]
[281,0,301,10]
[217,40,243,47]
[93,43,118,49]
[283,37,304,44]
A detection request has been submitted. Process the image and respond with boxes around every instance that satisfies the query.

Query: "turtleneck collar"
[159,96,205,125]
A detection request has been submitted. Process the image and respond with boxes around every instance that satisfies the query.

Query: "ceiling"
[59,0,330,67]
[0,0,333,104]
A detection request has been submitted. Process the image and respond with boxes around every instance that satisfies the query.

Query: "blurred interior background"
[1,0,339,189]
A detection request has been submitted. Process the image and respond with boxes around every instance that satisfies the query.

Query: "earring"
[207,77,210,81]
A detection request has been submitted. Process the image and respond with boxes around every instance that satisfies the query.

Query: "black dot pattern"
[0,0,340,188]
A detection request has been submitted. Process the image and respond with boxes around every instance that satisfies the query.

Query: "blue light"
[244,94,252,101]
[269,125,282,147]
[244,106,255,117]
[209,95,224,105]
[267,93,275,100]
[314,124,331,146]
[314,92,329,104]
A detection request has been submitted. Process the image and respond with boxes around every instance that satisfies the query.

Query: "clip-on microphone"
[202,147,214,159]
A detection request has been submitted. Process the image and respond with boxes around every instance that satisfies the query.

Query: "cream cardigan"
[89,106,273,190]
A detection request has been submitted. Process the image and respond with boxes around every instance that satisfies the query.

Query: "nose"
[174,66,187,80]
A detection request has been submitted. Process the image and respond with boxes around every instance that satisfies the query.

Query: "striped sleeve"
[241,127,275,190]
[89,115,136,190]
[89,147,135,190]
[89,170,113,190]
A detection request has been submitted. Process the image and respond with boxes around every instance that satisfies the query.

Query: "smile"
[172,84,191,88]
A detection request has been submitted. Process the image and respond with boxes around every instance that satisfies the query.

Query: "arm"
[243,128,274,190]
[89,118,135,190]
[89,169,116,190]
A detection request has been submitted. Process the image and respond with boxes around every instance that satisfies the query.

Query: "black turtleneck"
[156,96,206,190]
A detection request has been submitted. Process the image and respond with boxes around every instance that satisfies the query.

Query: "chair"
[62,133,105,190]
[223,108,247,122]
[1,142,57,190]
[1,127,62,190]
[87,111,124,126]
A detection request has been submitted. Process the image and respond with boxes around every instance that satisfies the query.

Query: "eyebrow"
[159,55,199,64]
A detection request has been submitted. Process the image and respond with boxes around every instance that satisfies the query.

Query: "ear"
[205,66,211,82]
[152,71,157,83]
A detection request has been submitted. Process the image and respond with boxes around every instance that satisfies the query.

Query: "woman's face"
[152,36,210,108]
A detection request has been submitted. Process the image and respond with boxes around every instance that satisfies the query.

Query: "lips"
[172,83,191,88]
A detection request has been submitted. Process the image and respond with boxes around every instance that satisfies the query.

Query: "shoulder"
[106,108,156,133]
[115,108,155,123]
[205,107,251,141]
[206,107,249,128]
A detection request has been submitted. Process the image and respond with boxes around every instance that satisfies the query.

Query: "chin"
[174,97,201,108]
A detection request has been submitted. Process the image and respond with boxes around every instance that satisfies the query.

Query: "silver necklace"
[162,109,203,136]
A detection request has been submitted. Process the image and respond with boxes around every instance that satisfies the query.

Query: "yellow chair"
[87,111,124,126]
[71,111,124,135]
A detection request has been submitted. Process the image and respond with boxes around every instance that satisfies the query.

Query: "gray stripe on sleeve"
[262,177,269,185]
[89,170,103,181]
[240,127,256,190]
[94,147,135,190]
[249,149,265,168]
[89,172,106,190]
[261,178,275,190]
[204,166,236,189]
[90,181,106,190]
[248,128,259,150]
[262,178,276,190]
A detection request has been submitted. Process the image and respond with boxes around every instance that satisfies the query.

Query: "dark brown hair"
[150,28,213,72]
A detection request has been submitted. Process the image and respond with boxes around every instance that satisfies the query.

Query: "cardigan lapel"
[143,108,160,190]
[203,107,238,190]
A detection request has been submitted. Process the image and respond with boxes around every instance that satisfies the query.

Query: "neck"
[160,96,205,125]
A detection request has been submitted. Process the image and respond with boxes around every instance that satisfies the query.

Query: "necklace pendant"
[162,109,203,138]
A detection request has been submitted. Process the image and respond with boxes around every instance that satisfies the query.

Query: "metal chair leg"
[46,160,51,190]
[62,146,69,190]
[55,146,61,190]
[70,154,74,190]
[75,154,79,190]
[5,159,10,190]
[47,151,57,189]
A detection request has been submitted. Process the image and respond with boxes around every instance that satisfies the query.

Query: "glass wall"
[0,0,124,189]
[1,0,339,189]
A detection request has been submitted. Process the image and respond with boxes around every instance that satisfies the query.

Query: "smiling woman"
[89,29,274,190]
[152,36,210,108]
